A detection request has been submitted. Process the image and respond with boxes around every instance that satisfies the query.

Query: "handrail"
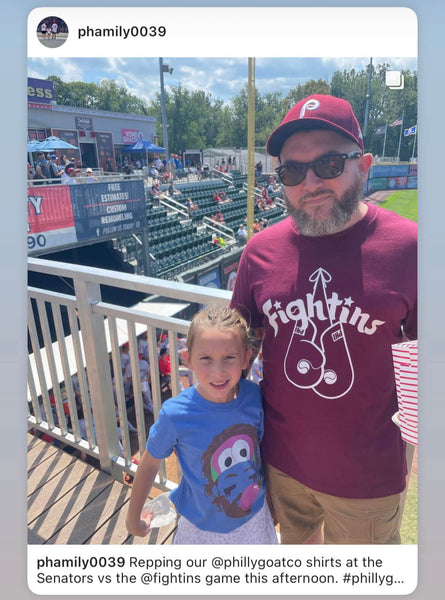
[158,192,189,218]
[202,216,236,242]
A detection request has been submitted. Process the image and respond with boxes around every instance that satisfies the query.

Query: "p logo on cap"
[299,98,321,118]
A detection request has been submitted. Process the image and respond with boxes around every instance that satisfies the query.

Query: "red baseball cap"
[267,94,364,157]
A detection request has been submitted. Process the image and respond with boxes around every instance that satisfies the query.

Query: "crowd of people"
[29,152,99,184]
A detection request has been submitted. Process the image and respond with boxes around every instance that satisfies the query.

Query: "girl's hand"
[126,511,154,537]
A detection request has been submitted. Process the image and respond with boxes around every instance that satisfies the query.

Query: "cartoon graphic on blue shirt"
[201,423,261,518]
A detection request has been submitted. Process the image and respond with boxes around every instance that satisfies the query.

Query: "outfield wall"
[365,163,417,195]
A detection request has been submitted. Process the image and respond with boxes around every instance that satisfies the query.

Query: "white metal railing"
[158,192,189,218]
[202,216,236,243]
[28,257,231,489]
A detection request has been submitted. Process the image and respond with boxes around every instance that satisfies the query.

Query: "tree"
[282,79,330,115]
[330,63,418,159]
[47,76,149,114]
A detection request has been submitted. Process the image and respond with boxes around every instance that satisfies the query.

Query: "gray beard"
[285,176,364,237]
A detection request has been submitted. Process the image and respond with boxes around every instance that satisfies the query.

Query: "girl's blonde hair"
[187,304,252,354]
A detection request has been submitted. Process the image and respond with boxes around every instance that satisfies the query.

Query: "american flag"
[389,116,403,127]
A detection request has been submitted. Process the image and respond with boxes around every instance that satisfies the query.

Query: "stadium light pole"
[159,58,172,168]
[363,57,373,139]
[247,58,256,241]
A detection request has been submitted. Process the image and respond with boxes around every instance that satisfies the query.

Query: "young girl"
[126,305,277,544]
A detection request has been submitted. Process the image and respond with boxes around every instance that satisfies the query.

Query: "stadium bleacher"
[117,172,286,278]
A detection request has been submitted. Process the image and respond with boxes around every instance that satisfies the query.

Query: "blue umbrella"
[27,140,42,152]
[122,138,165,152]
[37,135,78,151]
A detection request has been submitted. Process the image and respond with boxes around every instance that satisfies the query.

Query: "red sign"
[27,186,77,253]
[28,103,53,110]
[122,128,140,144]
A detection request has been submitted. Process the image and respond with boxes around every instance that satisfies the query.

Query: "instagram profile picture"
[37,17,68,48]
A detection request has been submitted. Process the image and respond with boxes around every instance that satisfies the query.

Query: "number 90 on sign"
[28,234,46,250]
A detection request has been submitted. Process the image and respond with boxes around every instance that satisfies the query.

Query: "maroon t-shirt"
[231,204,417,498]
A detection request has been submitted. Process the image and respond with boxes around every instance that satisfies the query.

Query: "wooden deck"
[27,433,177,545]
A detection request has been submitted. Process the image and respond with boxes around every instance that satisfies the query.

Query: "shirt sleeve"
[146,405,177,459]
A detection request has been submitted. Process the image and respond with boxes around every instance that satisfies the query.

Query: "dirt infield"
[366,190,394,204]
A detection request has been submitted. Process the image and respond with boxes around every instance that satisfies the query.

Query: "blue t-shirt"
[146,378,266,533]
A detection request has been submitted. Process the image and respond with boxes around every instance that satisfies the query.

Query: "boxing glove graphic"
[284,318,325,388]
[313,321,354,399]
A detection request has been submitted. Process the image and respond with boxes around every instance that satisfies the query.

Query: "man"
[34,152,51,182]
[48,154,61,182]
[230,94,417,545]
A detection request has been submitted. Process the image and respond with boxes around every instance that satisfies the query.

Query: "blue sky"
[28,56,417,105]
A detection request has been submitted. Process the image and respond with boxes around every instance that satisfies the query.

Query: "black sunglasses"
[275,151,362,186]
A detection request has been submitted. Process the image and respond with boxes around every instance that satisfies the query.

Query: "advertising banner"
[122,129,140,144]
[27,180,147,252]
[369,164,410,178]
[69,179,147,242]
[96,131,116,172]
[51,129,81,165]
[387,176,409,190]
[27,77,55,106]
[367,177,388,193]
[75,117,94,131]
[197,267,221,289]
[28,128,48,141]
[27,185,77,253]
[221,249,243,291]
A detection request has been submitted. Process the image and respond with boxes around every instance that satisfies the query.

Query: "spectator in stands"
[48,154,61,183]
[138,354,153,412]
[213,191,222,203]
[261,186,272,204]
[158,347,172,392]
[158,332,169,353]
[124,353,153,412]
[149,182,161,201]
[212,210,225,224]
[213,236,226,247]
[237,223,248,243]
[120,343,132,397]
[138,331,149,362]
[251,352,264,384]
[186,197,199,214]
[34,151,51,183]
[256,195,266,211]
[168,182,182,197]
[255,160,263,178]
[28,162,36,181]
[148,166,159,179]
[253,220,262,234]
[62,167,78,184]
[85,167,98,182]
[219,190,232,203]
[154,155,163,171]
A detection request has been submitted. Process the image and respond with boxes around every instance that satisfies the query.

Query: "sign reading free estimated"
[27,179,147,253]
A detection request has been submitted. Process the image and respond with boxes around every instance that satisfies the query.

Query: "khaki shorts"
[265,463,401,545]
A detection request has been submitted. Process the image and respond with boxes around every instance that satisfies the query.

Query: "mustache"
[300,189,334,202]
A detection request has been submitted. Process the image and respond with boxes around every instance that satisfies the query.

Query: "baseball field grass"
[379,189,418,222]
